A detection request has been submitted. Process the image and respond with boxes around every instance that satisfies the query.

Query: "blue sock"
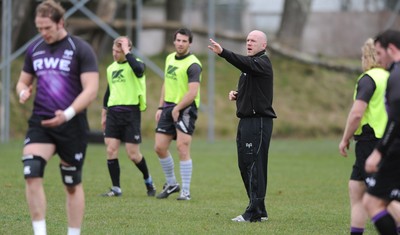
[145,175,152,184]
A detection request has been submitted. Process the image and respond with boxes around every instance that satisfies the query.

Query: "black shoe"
[156,183,180,199]
[145,182,156,197]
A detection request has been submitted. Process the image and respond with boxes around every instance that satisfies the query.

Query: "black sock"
[372,210,397,235]
[107,159,120,188]
[135,156,150,180]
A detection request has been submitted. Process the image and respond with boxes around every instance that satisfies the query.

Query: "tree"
[277,0,313,50]
[385,0,400,9]
[7,0,35,51]
[89,0,118,57]
[163,0,183,52]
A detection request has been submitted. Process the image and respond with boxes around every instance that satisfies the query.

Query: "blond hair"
[113,36,132,50]
[361,38,380,71]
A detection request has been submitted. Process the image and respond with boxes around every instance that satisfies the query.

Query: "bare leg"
[26,178,46,221]
[388,201,400,229]
[65,183,85,228]
[349,180,368,229]
[23,143,54,234]
[126,143,142,163]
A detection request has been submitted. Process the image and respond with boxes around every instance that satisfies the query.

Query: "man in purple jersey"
[362,29,400,235]
[15,1,99,235]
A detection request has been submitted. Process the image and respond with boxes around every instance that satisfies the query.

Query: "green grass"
[0,138,379,234]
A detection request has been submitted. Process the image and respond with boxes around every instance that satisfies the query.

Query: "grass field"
[0,138,378,234]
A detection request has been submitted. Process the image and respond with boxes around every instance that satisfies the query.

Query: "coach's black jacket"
[219,49,277,119]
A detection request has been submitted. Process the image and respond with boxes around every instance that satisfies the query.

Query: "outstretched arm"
[208,38,223,55]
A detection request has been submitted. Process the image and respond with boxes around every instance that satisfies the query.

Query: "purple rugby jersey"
[23,35,98,117]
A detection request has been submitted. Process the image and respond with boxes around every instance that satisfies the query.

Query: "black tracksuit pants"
[236,116,273,220]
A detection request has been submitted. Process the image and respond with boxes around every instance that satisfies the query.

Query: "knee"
[128,152,141,162]
[66,185,77,194]
[362,194,372,211]
[154,144,167,157]
[388,201,400,221]
[65,183,83,194]
[348,181,366,200]
[177,142,189,156]
[106,145,118,157]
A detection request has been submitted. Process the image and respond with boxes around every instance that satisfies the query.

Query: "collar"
[251,50,267,58]
[175,52,192,60]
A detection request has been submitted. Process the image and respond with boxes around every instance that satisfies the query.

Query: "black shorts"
[367,140,400,201]
[104,107,142,144]
[155,104,198,138]
[350,139,378,181]
[25,113,89,167]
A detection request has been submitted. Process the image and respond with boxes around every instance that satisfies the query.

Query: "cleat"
[145,182,156,197]
[250,217,262,222]
[231,215,248,222]
[231,214,263,222]
[261,211,268,221]
[177,190,191,200]
[156,183,180,199]
[100,188,122,197]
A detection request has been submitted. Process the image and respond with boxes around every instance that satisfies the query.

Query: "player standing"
[101,36,156,197]
[16,1,99,234]
[154,28,202,201]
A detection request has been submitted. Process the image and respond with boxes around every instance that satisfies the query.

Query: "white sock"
[32,219,46,235]
[67,227,81,235]
[159,155,176,185]
[180,159,192,193]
